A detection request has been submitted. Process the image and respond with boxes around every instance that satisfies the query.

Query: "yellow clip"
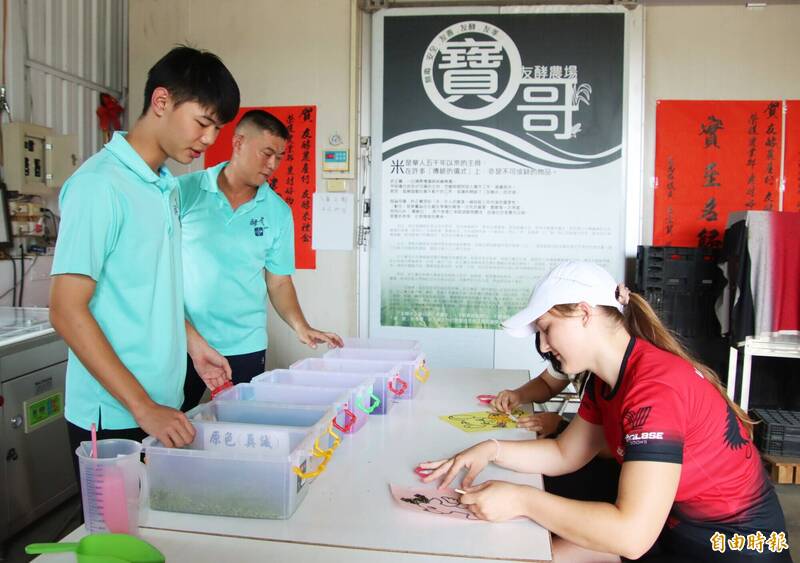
[292,455,329,480]
[326,423,342,450]
[414,362,431,383]
[313,437,334,458]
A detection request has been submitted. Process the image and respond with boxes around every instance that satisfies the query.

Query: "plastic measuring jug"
[76,439,148,535]
[26,533,164,562]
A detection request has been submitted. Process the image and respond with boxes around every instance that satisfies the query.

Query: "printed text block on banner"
[654,100,782,248]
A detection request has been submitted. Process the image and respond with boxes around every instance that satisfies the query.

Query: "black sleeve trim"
[624,442,684,464]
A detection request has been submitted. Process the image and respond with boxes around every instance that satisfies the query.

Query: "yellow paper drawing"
[439,409,525,433]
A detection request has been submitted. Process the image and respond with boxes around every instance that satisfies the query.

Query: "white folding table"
[37,368,552,562]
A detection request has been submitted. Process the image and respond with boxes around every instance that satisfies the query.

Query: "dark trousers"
[180,349,266,412]
[543,454,620,503]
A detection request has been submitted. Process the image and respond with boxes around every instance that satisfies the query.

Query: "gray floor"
[2,494,82,562]
[2,484,798,562]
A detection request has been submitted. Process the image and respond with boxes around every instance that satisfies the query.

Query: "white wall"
[128,0,358,369]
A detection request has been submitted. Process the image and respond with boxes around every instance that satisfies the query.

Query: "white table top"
[41,368,552,562]
[44,527,541,563]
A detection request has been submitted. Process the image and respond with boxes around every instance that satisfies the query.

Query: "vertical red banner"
[785,101,800,213]
[204,106,317,270]
[654,100,782,247]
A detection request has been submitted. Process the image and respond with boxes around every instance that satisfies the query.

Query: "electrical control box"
[2,122,80,195]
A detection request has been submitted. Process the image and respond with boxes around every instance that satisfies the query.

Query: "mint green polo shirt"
[179,161,295,356]
[51,132,186,430]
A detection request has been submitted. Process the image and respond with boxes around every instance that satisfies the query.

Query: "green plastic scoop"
[26,533,164,562]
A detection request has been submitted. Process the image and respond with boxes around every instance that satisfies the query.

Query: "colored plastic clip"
[326,423,342,449]
[210,380,234,399]
[332,408,357,433]
[414,360,431,383]
[355,392,381,414]
[313,437,335,458]
[388,376,408,396]
[292,455,329,480]
[476,394,496,405]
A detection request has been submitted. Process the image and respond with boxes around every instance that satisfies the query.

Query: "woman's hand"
[417,439,498,489]
[514,412,564,436]
[459,481,531,522]
[490,389,521,413]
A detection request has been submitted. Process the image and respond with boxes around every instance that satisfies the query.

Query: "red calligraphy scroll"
[205,106,317,269]
[654,100,782,248]
[785,101,800,213]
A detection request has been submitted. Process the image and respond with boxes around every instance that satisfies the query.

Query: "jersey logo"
[254,227,264,236]
[623,406,651,430]
[625,431,664,443]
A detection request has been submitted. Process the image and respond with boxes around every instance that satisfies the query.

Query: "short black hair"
[235,110,290,141]
[142,45,240,124]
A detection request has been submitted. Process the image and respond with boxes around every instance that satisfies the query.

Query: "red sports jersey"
[578,338,790,561]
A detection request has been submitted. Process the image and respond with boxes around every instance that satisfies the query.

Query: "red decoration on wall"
[205,106,317,270]
[654,100,782,248]
[96,93,124,144]
[784,101,800,213]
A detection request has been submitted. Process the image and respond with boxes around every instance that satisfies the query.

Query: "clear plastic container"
[341,337,421,353]
[214,382,371,434]
[187,401,340,436]
[76,439,147,534]
[143,422,329,519]
[322,348,429,400]
[285,359,409,412]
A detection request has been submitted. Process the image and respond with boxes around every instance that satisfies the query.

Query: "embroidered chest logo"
[170,192,180,217]
[250,216,266,236]
[623,406,652,430]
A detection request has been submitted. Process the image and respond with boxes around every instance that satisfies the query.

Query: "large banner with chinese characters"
[205,106,317,269]
[374,11,626,331]
[785,101,800,213]
[654,100,782,247]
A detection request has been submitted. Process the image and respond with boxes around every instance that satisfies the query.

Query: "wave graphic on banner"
[382,128,621,170]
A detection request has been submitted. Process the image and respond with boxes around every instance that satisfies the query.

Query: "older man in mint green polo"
[179,109,343,410]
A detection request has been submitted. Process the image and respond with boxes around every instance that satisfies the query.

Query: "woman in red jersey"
[420,261,791,563]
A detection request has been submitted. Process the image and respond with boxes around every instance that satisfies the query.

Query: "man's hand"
[132,400,196,448]
[186,324,232,390]
[189,342,232,390]
[296,325,344,350]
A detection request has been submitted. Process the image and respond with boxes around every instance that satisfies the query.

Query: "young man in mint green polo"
[50,47,239,466]
[179,110,343,410]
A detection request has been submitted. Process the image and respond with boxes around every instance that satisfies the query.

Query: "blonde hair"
[552,293,753,435]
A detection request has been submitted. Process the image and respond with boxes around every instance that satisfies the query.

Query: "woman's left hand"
[459,481,531,522]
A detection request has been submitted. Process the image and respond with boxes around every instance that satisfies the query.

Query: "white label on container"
[203,428,290,455]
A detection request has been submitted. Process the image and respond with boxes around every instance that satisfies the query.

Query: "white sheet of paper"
[312,192,354,250]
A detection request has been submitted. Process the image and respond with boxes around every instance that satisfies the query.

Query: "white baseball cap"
[501,261,623,338]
